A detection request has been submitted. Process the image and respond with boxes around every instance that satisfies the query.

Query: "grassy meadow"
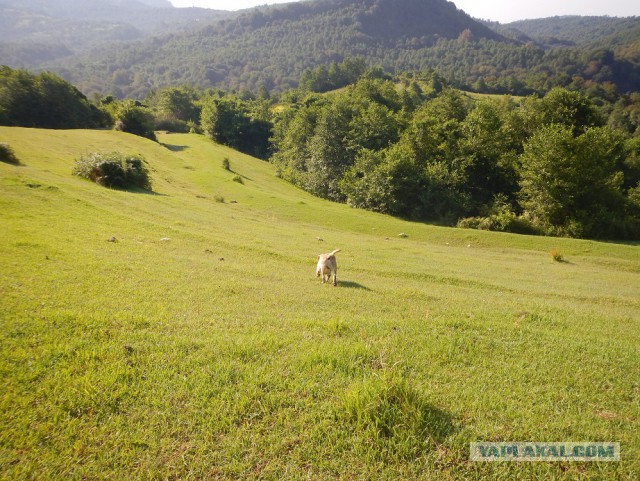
[1,126,639,479]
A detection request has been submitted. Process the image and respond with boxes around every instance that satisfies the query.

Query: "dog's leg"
[332,272,337,286]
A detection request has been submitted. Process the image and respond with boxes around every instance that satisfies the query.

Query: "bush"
[549,248,565,262]
[114,101,157,141]
[73,152,151,190]
[154,117,189,133]
[222,157,230,170]
[232,174,244,184]
[0,143,19,164]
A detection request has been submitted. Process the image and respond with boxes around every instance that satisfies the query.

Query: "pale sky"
[169,0,640,23]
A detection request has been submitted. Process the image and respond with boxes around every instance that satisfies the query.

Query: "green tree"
[200,95,272,158]
[519,124,626,237]
[114,100,157,141]
[0,67,98,129]
[306,99,353,200]
[460,99,520,210]
[340,143,423,216]
[152,86,200,122]
[537,87,603,135]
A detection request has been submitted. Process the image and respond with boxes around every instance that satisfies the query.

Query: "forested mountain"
[29,0,511,97]
[1,0,639,98]
[502,16,640,47]
[0,0,230,66]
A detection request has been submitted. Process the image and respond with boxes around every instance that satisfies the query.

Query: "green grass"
[1,127,639,479]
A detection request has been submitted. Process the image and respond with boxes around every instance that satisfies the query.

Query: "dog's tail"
[328,249,341,256]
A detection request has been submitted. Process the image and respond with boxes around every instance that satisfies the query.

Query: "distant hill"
[2,0,640,97]
[0,0,230,66]
[503,16,640,47]
[40,0,511,96]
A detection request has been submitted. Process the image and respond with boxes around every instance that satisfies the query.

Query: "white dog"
[316,249,341,286]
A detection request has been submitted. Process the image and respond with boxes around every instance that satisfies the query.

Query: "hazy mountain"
[0,0,230,66]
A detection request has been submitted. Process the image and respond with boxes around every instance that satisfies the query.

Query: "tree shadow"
[120,186,168,197]
[161,143,189,152]
[339,280,372,290]
[228,169,253,182]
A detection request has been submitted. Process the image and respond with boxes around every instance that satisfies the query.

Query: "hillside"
[41,0,511,96]
[503,16,640,47]
[2,0,640,96]
[1,126,639,478]
[0,0,230,67]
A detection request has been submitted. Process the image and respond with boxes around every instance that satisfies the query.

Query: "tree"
[114,100,157,141]
[518,124,626,237]
[460,99,520,210]
[340,143,423,217]
[536,87,603,135]
[0,67,98,129]
[306,99,353,200]
[152,86,200,122]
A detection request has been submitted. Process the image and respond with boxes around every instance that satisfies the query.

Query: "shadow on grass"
[161,143,189,152]
[339,280,372,290]
[228,169,254,182]
[343,374,459,458]
[119,186,167,197]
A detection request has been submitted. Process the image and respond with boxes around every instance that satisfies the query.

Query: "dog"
[316,249,341,286]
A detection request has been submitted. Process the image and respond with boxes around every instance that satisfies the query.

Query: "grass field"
[1,126,639,479]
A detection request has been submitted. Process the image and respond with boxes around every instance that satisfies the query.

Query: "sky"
[168,0,640,23]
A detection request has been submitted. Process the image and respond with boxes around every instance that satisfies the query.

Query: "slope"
[49,0,508,96]
[0,127,638,479]
[0,0,230,67]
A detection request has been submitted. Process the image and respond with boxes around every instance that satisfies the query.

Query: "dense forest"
[2,64,640,240]
[1,0,639,97]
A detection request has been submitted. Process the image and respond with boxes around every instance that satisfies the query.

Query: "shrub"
[0,143,19,164]
[222,157,230,171]
[154,117,189,133]
[114,101,157,141]
[232,174,244,184]
[187,120,202,134]
[73,152,151,190]
[549,248,565,263]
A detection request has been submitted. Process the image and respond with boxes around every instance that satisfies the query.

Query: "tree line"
[2,65,639,240]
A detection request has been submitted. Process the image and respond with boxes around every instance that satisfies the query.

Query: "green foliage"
[22,1,639,99]
[519,124,628,238]
[275,80,640,239]
[0,66,101,129]
[341,146,423,216]
[0,143,19,165]
[148,86,200,133]
[114,100,157,141]
[72,151,151,190]
[299,57,367,92]
[201,95,271,159]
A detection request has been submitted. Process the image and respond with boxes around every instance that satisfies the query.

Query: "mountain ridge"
[1,0,639,97]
